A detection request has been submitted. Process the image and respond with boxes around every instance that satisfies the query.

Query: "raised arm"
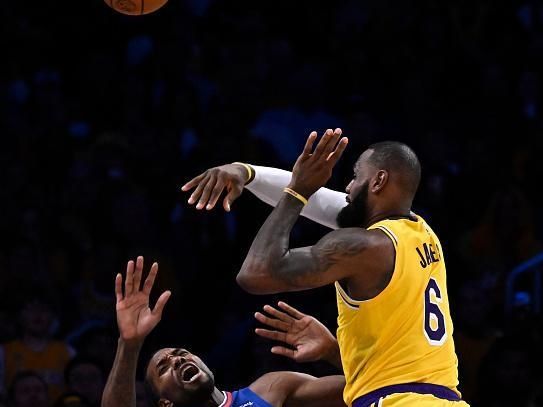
[236,130,393,295]
[102,257,171,407]
[181,164,347,230]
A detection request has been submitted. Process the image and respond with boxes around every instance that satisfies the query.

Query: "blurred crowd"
[1,0,543,406]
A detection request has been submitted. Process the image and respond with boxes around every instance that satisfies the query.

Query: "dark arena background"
[1,1,543,406]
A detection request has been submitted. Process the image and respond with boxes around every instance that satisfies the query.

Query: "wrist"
[322,337,340,364]
[286,184,314,201]
[232,162,255,185]
[283,187,308,206]
[119,337,144,351]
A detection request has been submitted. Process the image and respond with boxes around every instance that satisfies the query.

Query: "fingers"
[115,273,123,303]
[125,260,134,296]
[312,129,335,158]
[133,256,144,293]
[206,178,227,210]
[187,173,211,205]
[263,304,295,324]
[196,173,217,210]
[277,301,306,320]
[327,135,349,165]
[223,184,243,212]
[181,173,206,192]
[255,311,290,332]
[143,262,159,296]
[302,131,318,156]
[271,346,296,360]
[152,290,172,317]
[321,128,342,159]
[255,328,287,343]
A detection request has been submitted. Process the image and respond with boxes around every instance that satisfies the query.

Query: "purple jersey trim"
[352,383,461,407]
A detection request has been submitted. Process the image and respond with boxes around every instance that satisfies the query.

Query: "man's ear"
[372,170,388,193]
[159,399,174,407]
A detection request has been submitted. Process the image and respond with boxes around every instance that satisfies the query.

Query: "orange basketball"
[104,0,168,15]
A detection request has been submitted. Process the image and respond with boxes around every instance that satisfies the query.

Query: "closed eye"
[158,365,168,376]
[157,355,171,376]
[173,348,189,357]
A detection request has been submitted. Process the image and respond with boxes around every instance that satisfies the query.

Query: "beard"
[336,181,369,228]
[175,371,215,407]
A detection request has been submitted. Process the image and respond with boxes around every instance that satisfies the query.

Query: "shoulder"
[249,370,315,391]
[313,227,394,259]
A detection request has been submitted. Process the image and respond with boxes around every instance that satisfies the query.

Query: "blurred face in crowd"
[67,362,105,405]
[11,374,49,407]
[20,300,54,338]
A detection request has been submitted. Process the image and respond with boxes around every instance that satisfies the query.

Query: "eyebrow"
[155,348,189,373]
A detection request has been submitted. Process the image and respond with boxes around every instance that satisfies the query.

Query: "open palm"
[255,301,337,363]
[115,257,171,344]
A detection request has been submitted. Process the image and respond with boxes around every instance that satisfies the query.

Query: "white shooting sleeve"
[245,165,347,230]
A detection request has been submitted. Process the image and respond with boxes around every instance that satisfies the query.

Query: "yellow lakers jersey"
[3,340,72,401]
[335,215,460,406]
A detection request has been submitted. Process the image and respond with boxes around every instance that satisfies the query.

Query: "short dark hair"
[366,141,421,196]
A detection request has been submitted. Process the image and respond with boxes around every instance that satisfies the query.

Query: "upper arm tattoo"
[276,229,368,288]
[312,230,368,272]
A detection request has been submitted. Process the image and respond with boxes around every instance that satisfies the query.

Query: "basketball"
[104,0,168,15]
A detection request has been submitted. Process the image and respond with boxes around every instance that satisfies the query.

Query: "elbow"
[236,263,274,295]
[236,270,265,295]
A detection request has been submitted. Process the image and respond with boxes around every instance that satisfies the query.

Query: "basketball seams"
[107,0,165,15]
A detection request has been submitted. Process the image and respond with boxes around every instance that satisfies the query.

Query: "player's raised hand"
[254,301,338,363]
[115,256,171,345]
[181,163,251,212]
[288,128,348,199]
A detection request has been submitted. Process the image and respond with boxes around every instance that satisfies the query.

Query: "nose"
[346,180,353,193]
[172,355,187,369]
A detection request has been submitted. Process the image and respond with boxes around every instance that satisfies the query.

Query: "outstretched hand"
[254,301,338,363]
[115,256,171,345]
[288,128,348,199]
[181,163,249,212]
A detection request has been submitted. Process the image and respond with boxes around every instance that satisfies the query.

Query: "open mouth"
[181,364,199,382]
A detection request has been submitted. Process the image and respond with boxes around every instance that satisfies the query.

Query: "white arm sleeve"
[245,165,347,230]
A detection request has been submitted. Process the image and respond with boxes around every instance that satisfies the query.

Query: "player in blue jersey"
[101,256,345,407]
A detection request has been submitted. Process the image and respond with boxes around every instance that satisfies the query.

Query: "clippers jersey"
[223,388,273,407]
[335,215,460,406]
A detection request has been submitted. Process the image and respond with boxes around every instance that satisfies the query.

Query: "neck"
[23,333,49,351]
[207,388,226,407]
[365,206,412,227]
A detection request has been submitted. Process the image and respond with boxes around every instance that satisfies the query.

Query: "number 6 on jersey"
[424,278,447,345]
